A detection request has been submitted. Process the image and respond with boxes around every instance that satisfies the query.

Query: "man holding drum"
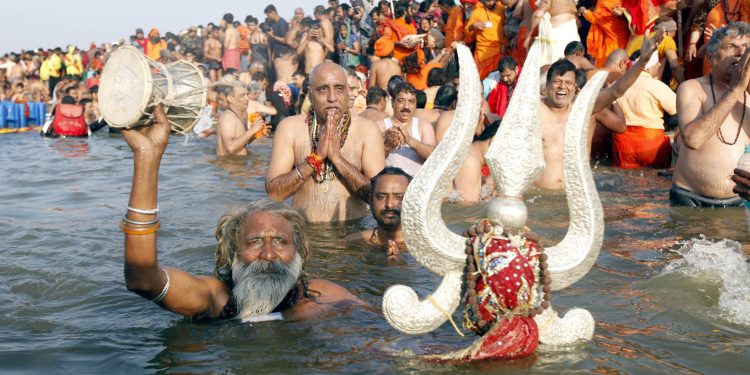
[265,61,385,222]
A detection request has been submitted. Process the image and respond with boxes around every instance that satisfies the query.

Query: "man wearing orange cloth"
[579,0,630,67]
[377,5,419,63]
[465,0,507,80]
[146,29,167,62]
[440,0,477,48]
[613,50,677,168]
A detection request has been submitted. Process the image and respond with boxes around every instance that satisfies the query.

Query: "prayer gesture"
[735,46,750,93]
[122,104,170,159]
[386,239,400,260]
[316,109,342,162]
[383,128,404,154]
[394,122,413,146]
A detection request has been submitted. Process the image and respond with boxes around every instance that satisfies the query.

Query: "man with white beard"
[121,106,360,321]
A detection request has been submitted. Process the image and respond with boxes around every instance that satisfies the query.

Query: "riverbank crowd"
[2,0,749,209]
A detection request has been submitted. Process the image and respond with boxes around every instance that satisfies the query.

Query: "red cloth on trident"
[621,0,673,35]
[471,317,539,360]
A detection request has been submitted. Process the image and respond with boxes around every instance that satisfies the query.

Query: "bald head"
[309,61,349,121]
[604,49,629,71]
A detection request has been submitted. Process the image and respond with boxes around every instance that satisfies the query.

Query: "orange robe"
[584,0,630,67]
[703,0,750,74]
[444,6,467,47]
[465,3,506,80]
[382,17,418,62]
[407,62,444,90]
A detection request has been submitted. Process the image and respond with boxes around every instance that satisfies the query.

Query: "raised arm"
[680,48,750,149]
[595,29,664,113]
[122,106,229,318]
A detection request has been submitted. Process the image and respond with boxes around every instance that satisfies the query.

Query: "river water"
[1,132,749,373]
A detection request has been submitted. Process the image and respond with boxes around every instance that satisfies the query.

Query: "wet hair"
[64,86,77,95]
[394,5,407,18]
[419,0,433,13]
[370,166,413,195]
[245,15,257,24]
[214,199,311,285]
[264,5,277,14]
[340,3,351,12]
[387,75,404,97]
[497,56,517,72]
[707,22,750,58]
[475,119,501,141]
[366,86,388,105]
[546,58,577,85]
[416,90,427,108]
[402,51,421,74]
[427,67,446,87]
[564,41,585,57]
[216,84,234,97]
[391,81,417,99]
[314,5,326,15]
[61,95,76,104]
[310,19,322,29]
[301,17,313,28]
[434,84,458,108]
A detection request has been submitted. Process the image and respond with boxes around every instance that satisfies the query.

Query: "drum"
[99,45,207,135]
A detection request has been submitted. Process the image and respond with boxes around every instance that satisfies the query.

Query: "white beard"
[232,253,303,320]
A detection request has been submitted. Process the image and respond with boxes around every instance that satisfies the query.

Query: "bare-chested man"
[369,39,403,90]
[216,85,267,156]
[345,167,412,259]
[672,23,750,207]
[204,29,223,83]
[360,86,390,122]
[121,106,361,322]
[377,82,436,177]
[273,45,299,84]
[314,5,336,53]
[526,0,580,66]
[298,20,332,74]
[221,14,241,72]
[266,62,385,222]
[535,30,664,190]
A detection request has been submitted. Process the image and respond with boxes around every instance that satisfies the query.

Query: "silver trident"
[382,42,606,348]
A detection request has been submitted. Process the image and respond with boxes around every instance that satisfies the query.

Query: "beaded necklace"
[709,74,746,145]
[306,108,352,183]
[722,0,742,21]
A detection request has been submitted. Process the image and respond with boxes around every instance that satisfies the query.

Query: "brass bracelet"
[120,219,161,235]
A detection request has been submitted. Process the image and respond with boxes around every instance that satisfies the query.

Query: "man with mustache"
[121,106,360,322]
[345,167,412,259]
[266,61,385,222]
[673,22,750,207]
[377,82,437,178]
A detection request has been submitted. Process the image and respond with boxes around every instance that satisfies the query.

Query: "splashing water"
[662,237,750,326]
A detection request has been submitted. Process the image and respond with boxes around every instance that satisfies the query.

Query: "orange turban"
[149,28,160,38]
[374,38,395,57]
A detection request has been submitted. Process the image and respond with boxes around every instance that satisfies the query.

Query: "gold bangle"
[119,220,161,235]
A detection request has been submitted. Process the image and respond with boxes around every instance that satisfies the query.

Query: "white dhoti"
[537,13,580,66]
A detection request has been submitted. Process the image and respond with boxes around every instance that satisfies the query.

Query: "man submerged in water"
[345,167,411,259]
[122,106,361,322]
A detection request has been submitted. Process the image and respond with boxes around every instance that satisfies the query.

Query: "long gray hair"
[213,199,311,286]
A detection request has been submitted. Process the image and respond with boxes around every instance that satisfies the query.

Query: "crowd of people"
[4,0,750,322]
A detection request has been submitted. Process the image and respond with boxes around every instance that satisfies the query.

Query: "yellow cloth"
[40,59,51,81]
[615,72,676,130]
[464,2,506,80]
[147,40,167,61]
[48,54,62,78]
[625,34,676,60]
[63,52,83,76]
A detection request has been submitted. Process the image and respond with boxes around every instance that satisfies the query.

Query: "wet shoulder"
[309,278,359,303]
